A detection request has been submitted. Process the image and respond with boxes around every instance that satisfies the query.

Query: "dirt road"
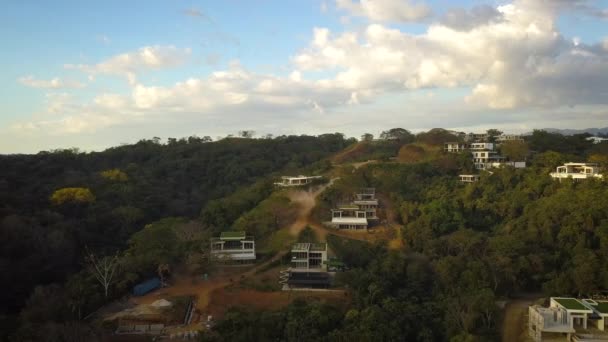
[501,295,542,342]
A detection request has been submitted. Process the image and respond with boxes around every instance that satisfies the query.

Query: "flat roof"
[592,301,608,315]
[292,242,310,251]
[331,217,368,224]
[310,243,326,251]
[281,175,322,179]
[554,298,591,311]
[337,204,360,210]
[292,242,327,252]
[219,231,246,240]
[563,163,598,166]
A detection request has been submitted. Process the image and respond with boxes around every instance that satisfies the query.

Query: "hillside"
[2,128,608,341]
[0,133,352,338]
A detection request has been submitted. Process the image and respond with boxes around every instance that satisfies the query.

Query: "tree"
[50,188,95,205]
[86,251,119,298]
[239,130,255,138]
[500,141,529,161]
[380,128,414,143]
[99,169,128,182]
[361,133,374,142]
[416,128,457,145]
[486,129,503,142]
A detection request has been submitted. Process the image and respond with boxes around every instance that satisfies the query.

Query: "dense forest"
[0,133,351,340]
[1,129,607,341]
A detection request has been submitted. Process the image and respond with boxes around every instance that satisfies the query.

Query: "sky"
[1,0,608,153]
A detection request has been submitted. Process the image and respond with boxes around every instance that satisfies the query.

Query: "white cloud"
[336,0,432,23]
[18,76,85,89]
[7,0,608,151]
[440,5,503,31]
[64,45,191,84]
[295,0,608,109]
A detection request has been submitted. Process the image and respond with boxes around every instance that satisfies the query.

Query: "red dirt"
[206,287,349,318]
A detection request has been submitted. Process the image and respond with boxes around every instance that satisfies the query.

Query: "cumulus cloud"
[440,5,503,31]
[64,46,191,85]
[9,0,608,144]
[336,0,431,23]
[18,76,85,89]
[295,0,608,109]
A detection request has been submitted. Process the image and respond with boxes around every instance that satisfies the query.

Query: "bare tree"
[87,251,119,298]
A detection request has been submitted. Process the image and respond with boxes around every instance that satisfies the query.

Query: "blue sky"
[1,0,608,153]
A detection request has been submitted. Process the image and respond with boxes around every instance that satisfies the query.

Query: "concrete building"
[444,142,468,153]
[210,231,256,263]
[290,243,328,272]
[497,134,524,142]
[459,174,480,183]
[529,297,608,341]
[587,137,608,144]
[329,188,379,230]
[275,175,322,187]
[469,142,495,151]
[550,163,604,181]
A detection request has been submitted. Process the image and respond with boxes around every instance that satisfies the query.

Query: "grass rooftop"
[554,298,589,311]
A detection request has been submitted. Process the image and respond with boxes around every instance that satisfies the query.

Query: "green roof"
[310,243,326,251]
[595,302,608,314]
[554,298,589,311]
[220,231,246,240]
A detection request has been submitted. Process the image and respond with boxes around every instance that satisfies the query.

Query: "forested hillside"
[0,133,352,339]
[2,129,608,341]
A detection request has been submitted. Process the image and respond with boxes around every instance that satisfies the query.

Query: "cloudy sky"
[2,0,608,153]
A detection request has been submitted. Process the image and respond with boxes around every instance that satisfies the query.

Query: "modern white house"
[329,188,379,230]
[459,174,480,183]
[210,231,256,263]
[444,142,468,153]
[587,136,608,144]
[497,134,524,142]
[550,163,604,181]
[469,142,495,151]
[274,175,323,187]
[528,297,608,341]
[290,243,328,272]
[472,150,505,170]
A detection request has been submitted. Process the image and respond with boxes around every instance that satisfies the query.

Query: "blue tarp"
[133,277,161,296]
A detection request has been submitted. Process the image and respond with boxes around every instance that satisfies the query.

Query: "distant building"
[275,175,322,187]
[329,188,379,230]
[528,297,608,341]
[497,134,524,142]
[550,163,604,181]
[469,142,495,151]
[464,132,488,142]
[290,243,328,272]
[587,136,608,144]
[444,142,468,153]
[210,231,256,263]
[459,174,480,183]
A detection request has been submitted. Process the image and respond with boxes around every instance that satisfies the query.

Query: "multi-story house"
[550,163,604,181]
[209,231,256,263]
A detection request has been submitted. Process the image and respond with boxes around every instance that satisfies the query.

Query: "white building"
[550,163,604,181]
[290,243,328,272]
[444,142,468,153]
[459,174,480,183]
[210,231,256,263]
[528,297,608,341]
[329,188,379,230]
[469,142,495,151]
[497,134,524,142]
[275,175,322,187]
[587,136,608,144]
